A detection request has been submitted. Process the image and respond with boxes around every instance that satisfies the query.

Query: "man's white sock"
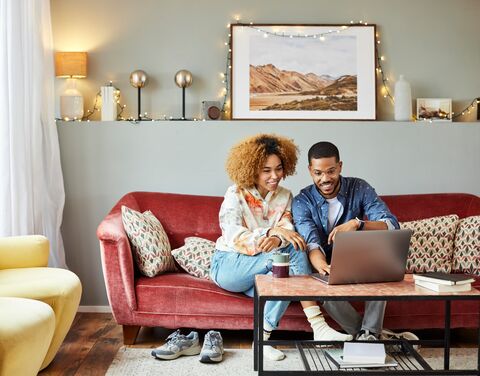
[304,305,353,341]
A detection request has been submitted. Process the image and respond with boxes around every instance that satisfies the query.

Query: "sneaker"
[199,330,224,363]
[151,330,201,360]
[380,329,420,351]
[356,329,378,341]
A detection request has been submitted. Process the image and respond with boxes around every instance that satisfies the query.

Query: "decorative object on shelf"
[101,83,119,121]
[174,69,193,120]
[129,70,148,121]
[201,101,222,120]
[55,52,88,120]
[230,24,376,120]
[79,82,125,122]
[416,98,452,122]
[394,75,412,121]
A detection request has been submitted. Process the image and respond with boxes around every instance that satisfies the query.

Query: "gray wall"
[58,121,480,305]
[51,0,480,306]
[51,0,480,122]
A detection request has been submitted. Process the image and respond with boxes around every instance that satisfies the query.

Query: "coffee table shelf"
[298,341,430,373]
[253,275,480,375]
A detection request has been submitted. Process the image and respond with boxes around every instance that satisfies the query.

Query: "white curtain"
[0,0,66,268]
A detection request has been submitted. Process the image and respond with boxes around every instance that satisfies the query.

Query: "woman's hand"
[269,228,307,251]
[257,236,281,252]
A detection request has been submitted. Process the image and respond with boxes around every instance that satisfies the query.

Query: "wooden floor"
[39,312,478,376]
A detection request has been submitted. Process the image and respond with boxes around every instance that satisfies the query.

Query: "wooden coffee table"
[253,274,480,375]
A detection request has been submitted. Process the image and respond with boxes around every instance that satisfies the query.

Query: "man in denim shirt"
[293,141,400,340]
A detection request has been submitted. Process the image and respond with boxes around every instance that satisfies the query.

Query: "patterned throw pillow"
[171,237,216,279]
[452,216,480,276]
[121,206,176,277]
[401,214,460,273]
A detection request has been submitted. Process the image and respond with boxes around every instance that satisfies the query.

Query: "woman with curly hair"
[210,134,352,361]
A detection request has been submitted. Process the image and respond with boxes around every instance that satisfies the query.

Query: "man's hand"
[328,219,358,244]
[309,249,330,275]
[257,236,281,253]
[268,228,307,251]
[316,258,331,275]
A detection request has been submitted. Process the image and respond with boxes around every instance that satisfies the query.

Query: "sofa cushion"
[401,214,459,273]
[135,273,253,316]
[171,237,215,279]
[121,206,176,277]
[452,215,480,276]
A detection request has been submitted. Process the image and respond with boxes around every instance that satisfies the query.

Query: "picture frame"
[230,24,377,120]
[416,98,452,122]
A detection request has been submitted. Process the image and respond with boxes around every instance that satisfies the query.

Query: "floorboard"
[39,313,478,375]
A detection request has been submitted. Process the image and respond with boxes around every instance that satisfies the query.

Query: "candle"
[101,86,117,121]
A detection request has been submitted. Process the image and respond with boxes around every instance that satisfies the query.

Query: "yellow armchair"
[0,236,82,372]
[0,297,55,376]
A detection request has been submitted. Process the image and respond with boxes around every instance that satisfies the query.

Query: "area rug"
[106,347,478,375]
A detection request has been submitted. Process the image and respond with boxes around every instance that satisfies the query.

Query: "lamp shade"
[55,52,87,78]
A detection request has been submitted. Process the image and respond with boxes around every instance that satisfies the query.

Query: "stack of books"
[325,343,398,369]
[413,272,474,292]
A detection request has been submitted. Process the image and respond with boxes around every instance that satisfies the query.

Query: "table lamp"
[129,70,148,121]
[55,52,87,120]
[174,70,193,120]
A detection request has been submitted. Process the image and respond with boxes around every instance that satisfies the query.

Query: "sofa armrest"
[98,213,138,314]
[0,235,49,270]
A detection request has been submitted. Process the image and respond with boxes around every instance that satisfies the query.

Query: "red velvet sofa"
[97,192,480,344]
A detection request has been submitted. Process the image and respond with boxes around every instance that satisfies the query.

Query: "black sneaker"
[356,330,378,341]
[199,330,224,363]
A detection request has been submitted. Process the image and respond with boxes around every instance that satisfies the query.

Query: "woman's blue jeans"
[210,244,311,330]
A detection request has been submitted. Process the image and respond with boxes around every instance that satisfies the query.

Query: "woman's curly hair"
[226,134,299,188]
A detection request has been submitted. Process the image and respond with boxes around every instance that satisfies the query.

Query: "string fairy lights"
[219,18,478,121]
[452,97,480,120]
[59,19,478,123]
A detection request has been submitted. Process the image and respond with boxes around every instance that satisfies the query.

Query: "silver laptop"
[312,229,412,285]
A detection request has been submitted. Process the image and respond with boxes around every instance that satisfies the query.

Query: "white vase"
[394,75,412,121]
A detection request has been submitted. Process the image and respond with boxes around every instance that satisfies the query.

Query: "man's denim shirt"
[292,176,400,262]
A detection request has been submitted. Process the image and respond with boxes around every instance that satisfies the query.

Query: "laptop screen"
[322,229,412,285]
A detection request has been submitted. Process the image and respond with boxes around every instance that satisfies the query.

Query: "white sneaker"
[151,330,201,360]
[264,345,285,361]
[252,342,285,361]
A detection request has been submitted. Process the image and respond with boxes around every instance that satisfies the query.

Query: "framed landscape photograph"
[416,98,452,122]
[230,24,377,120]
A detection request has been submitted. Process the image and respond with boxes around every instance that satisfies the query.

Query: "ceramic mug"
[271,253,290,278]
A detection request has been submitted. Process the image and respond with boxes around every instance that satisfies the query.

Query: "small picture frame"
[416,98,452,122]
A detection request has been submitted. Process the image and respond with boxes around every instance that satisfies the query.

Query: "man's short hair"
[308,141,340,164]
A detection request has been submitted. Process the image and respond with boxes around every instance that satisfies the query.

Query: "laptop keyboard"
[311,273,329,283]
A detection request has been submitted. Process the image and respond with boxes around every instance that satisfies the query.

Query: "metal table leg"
[477,303,480,376]
[254,284,258,371]
[259,297,265,375]
[444,300,451,370]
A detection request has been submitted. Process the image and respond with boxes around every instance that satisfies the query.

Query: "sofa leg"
[123,325,141,345]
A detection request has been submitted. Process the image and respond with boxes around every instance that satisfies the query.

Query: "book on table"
[415,278,472,292]
[343,342,386,363]
[325,348,398,369]
[413,272,475,286]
